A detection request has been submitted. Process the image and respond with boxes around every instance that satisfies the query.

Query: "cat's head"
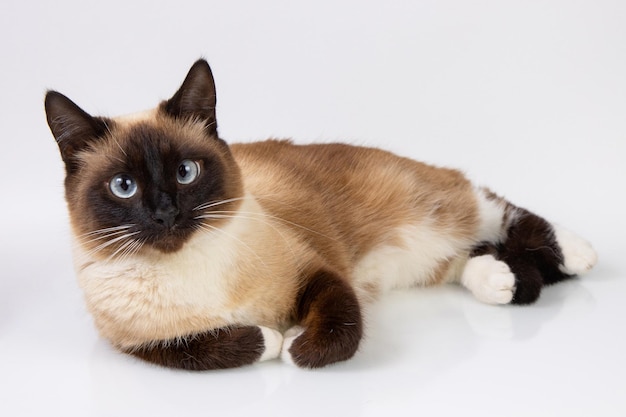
[45,60,244,256]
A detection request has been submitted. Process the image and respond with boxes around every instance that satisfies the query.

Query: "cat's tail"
[460,187,597,305]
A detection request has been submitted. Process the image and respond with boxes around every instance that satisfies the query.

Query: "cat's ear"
[163,59,218,137]
[44,91,111,174]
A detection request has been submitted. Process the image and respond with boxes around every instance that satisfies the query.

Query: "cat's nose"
[153,206,180,228]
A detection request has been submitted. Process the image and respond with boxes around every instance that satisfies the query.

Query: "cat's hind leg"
[462,188,597,305]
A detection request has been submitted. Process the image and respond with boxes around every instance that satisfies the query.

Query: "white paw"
[258,326,284,362]
[462,255,516,305]
[280,326,305,366]
[553,225,598,275]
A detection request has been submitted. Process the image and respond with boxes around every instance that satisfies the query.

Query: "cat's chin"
[145,229,195,254]
[150,240,186,253]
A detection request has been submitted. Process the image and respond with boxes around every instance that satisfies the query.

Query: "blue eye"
[109,174,137,199]
[177,160,200,185]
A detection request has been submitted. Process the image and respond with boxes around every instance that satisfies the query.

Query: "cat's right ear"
[44,91,110,174]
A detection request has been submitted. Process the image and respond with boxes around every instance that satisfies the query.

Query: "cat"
[44,59,598,370]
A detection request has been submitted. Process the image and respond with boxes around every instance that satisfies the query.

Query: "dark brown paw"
[280,323,361,368]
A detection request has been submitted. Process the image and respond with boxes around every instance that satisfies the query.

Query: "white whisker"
[80,224,134,238]
[85,231,141,258]
[115,238,145,264]
[80,228,136,244]
[196,210,338,242]
[193,197,247,212]
[106,237,138,264]
[193,211,301,262]
[196,223,271,272]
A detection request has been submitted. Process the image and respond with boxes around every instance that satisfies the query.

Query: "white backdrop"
[1,1,625,416]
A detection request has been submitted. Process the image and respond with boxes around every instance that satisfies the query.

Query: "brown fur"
[128,326,267,370]
[232,140,479,279]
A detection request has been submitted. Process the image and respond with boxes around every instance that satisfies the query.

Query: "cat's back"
[231,139,471,196]
[230,140,479,275]
[230,139,476,218]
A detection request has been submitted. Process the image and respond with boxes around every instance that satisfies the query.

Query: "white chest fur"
[73,195,299,348]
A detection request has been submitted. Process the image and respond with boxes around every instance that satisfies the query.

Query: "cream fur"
[74,194,305,348]
[258,327,284,361]
[474,187,508,243]
[461,254,516,304]
[352,224,473,300]
[553,224,598,275]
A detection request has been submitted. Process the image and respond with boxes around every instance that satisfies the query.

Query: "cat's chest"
[74,230,240,343]
[72,196,304,347]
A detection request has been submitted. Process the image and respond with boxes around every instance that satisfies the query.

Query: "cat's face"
[45,60,243,256]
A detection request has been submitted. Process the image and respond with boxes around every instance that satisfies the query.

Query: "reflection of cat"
[44,59,597,370]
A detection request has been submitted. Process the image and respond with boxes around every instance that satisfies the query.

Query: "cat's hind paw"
[462,255,516,305]
[553,225,598,276]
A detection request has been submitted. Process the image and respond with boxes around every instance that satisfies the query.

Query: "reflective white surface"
[1,1,625,416]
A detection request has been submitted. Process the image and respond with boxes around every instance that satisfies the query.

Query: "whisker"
[106,237,138,264]
[196,210,339,242]
[126,239,146,261]
[193,197,247,212]
[116,238,145,264]
[79,228,136,244]
[194,194,336,240]
[80,224,134,238]
[196,223,272,272]
[85,231,142,258]
[193,212,301,262]
[252,193,322,216]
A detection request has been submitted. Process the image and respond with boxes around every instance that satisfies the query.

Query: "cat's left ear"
[163,59,218,137]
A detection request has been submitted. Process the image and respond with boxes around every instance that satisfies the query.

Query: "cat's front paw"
[258,326,284,362]
[553,225,598,275]
[280,324,360,368]
[462,255,516,304]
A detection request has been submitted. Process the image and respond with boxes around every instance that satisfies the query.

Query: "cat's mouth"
[149,237,186,253]
[143,222,196,253]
